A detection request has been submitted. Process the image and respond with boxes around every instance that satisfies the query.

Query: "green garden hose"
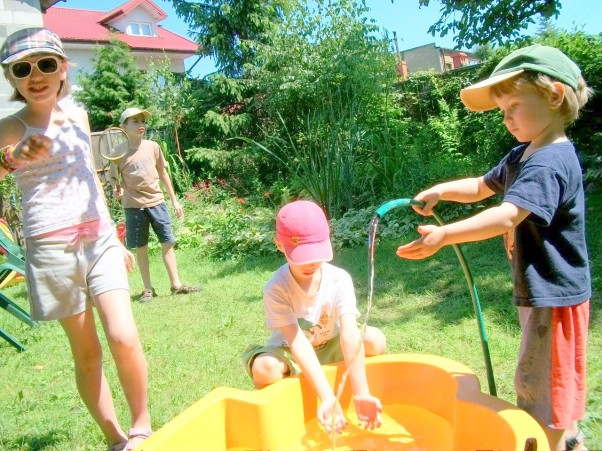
[376,198,497,396]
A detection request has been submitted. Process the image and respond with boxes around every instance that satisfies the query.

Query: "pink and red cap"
[276,200,333,265]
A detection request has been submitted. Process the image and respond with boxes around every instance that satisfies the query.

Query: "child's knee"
[251,355,287,388]
[73,345,104,370]
[106,328,142,356]
[364,327,386,356]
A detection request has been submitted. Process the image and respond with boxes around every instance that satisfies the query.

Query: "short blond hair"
[491,71,593,126]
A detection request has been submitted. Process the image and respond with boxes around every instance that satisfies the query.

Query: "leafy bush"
[172,186,448,261]
[172,186,277,260]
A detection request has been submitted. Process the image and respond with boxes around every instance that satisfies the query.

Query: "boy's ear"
[549,82,566,110]
[274,238,286,254]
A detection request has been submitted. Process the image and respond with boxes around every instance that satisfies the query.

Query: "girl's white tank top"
[11,114,110,238]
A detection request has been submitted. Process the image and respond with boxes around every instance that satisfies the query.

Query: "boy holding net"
[112,107,201,302]
[396,45,592,451]
[243,200,387,434]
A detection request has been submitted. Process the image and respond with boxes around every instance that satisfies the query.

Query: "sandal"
[171,284,202,295]
[108,440,127,451]
[125,427,152,451]
[138,288,156,303]
[565,429,588,451]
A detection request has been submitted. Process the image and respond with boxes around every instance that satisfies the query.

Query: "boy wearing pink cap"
[243,200,386,435]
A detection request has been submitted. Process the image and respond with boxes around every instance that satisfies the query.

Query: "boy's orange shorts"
[515,301,589,430]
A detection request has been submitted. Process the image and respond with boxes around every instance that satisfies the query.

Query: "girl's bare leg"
[94,288,151,432]
[59,310,127,448]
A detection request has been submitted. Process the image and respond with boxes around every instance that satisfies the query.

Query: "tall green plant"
[75,37,151,130]
[250,0,395,135]
[145,58,194,159]
[239,106,364,219]
[0,176,23,243]
[158,140,193,194]
[169,0,294,77]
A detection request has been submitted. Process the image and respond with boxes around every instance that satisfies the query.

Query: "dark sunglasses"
[9,56,61,79]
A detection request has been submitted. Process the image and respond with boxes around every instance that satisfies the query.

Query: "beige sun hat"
[120,107,151,124]
[460,44,582,112]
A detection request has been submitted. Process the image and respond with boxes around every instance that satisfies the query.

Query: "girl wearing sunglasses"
[0,28,152,451]
[8,55,62,79]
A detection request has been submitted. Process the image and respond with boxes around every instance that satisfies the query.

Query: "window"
[129,22,152,37]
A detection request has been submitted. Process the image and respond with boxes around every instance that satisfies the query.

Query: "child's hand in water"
[14,134,52,165]
[353,394,383,430]
[318,397,347,435]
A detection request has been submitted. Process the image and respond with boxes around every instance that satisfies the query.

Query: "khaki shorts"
[26,226,129,321]
[242,337,344,379]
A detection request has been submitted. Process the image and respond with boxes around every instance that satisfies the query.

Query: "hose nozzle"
[375,198,425,217]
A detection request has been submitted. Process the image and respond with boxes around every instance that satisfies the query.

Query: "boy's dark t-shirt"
[484,141,591,308]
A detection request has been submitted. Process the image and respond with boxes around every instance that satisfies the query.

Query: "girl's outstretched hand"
[318,397,347,435]
[396,224,446,260]
[14,134,52,165]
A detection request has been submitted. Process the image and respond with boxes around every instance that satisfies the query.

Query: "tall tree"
[168,0,294,77]
[418,0,562,48]
[75,38,151,130]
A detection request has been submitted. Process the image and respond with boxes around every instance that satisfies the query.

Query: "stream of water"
[330,214,380,450]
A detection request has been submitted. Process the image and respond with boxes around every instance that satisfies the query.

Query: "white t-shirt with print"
[264,262,360,349]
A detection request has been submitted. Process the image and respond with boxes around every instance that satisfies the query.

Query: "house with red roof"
[0,0,199,115]
[43,0,199,81]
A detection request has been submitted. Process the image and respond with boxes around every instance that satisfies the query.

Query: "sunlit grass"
[0,193,600,449]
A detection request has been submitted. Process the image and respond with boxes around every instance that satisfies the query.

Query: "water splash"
[330,197,496,449]
[330,214,379,449]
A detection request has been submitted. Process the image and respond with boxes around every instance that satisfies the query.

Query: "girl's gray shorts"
[25,226,129,321]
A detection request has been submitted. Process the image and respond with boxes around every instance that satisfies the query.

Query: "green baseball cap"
[460,44,581,112]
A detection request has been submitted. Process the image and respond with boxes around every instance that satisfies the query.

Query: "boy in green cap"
[396,45,592,451]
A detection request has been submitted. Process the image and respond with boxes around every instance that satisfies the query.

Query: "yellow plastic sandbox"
[137,354,549,450]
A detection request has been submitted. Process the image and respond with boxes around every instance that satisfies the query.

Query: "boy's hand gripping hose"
[376,198,497,396]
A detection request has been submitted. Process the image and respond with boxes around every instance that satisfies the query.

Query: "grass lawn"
[0,191,600,450]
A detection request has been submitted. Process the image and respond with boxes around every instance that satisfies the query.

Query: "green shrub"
[173,188,276,260]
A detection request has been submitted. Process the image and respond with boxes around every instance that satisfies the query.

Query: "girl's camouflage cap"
[1,27,68,66]
[460,44,581,112]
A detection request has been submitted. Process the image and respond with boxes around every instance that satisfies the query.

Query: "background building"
[401,43,480,76]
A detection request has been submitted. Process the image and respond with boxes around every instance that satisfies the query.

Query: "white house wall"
[133,51,186,72]
[62,43,97,81]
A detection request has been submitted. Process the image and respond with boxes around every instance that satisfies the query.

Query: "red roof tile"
[99,0,166,25]
[43,3,198,54]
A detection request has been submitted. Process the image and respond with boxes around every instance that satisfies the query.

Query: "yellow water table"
[137,353,548,450]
